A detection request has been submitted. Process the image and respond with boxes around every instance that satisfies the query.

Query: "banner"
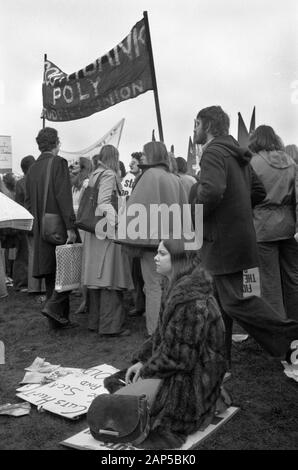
[42,19,153,122]
[0,136,12,174]
[59,118,124,163]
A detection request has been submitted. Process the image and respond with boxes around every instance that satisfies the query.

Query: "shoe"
[74,302,87,314]
[41,307,69,325]
[100,329,131,338]
[223,372,232,383]
[60,321,79,330]
[128,308,145,317]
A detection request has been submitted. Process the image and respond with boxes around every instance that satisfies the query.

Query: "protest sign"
[59,118,124,164]
[17,364,118,419]
[243,267,261,298]
[0,136,12,173]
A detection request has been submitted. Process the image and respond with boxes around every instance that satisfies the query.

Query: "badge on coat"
[242,267,260,298]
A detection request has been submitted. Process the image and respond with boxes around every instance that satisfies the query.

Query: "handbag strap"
[42,157,54,217]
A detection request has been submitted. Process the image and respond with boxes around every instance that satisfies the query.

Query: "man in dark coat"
[25,127,77,329]
[191,105,298,367]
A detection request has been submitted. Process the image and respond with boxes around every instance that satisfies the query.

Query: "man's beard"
[194,128,207,145]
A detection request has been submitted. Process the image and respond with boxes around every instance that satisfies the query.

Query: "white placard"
[0,135,12,172]
[17,364,118,419]
[243,267,260,298]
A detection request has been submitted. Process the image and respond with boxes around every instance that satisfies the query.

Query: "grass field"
[0,288,297,450]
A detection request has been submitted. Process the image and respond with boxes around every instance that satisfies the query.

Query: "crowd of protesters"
[1,105,298,448]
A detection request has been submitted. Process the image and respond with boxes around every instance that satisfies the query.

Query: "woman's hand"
[125,362,143,384]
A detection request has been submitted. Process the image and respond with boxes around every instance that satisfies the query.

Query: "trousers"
[258,238,298,321]
[140,250,162,336]
[213,271,298,363]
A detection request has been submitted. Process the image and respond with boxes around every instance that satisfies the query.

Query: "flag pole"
[143,11,164,142]
[116,118,125,149]
[42,54,47,129]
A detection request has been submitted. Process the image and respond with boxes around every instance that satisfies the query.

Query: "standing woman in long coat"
[82,145,133,336]
[25,127,77,328]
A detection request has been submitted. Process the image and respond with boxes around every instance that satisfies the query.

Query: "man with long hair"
[191,105,298,368]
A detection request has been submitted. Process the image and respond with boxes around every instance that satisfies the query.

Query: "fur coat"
[133,265,227,438]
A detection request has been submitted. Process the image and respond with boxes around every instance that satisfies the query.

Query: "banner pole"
[143,11,164,143]
[42,54,47,129]
[116,118,125,149]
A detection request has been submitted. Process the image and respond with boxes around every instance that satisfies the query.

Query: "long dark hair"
[249,125,284,153]
[92,145,119,174]
[162,239,201,293]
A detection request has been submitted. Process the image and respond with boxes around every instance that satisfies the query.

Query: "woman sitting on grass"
[104,238,228,449]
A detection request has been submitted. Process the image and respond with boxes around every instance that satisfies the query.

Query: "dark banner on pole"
[42,19,153,122]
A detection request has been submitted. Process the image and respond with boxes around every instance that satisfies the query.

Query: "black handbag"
[41,157,67,245]
[87,393,150,445]
[76,171,121,234]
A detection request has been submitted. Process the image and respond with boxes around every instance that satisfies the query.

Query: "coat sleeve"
[249,165,266,207]
[196,151,227,217]
[53,158,75,230]
[140,301,208,379]
[24,173,32,213]
[294,164,298,232]
[95,171,118,239]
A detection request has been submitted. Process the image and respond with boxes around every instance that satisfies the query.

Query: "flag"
[59,118,125,164]
[249,106,256,134]
[187,137,197,175]
[237,112,249,147]
[42,19,153,122]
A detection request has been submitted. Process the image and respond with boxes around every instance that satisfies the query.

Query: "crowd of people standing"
[1,105,298,448]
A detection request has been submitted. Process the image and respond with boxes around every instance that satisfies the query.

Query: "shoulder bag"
[41,157,67,245]
[87,377,161,445]
[76,171,121,233]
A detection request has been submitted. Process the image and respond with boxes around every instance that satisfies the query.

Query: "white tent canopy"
[0,192,33,231]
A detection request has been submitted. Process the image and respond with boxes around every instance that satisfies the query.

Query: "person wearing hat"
[116,141,190,337]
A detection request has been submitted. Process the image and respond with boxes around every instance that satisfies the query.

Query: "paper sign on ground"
[17,364,118,419]
[281,361,298,382]
[61,406,239,450]
[0,402,31,417]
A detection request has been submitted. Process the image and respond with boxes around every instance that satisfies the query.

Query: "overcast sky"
[1,0,298,173]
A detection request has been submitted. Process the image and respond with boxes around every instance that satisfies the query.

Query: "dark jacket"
[133,264,226,438]
[191,135,266,275]
[25,152,75,277]
[15,177,26,207]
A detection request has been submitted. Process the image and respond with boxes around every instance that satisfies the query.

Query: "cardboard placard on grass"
[17,364,118,419]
